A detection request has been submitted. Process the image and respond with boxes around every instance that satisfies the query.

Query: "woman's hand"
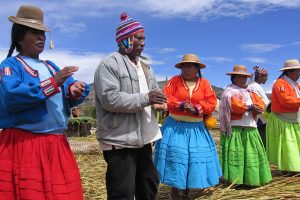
[184,101,196,114]
[70,81,86,99]
[249,104,263,115]
[54,66,79,86]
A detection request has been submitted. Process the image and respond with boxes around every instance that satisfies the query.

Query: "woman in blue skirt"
[154,54,222,199]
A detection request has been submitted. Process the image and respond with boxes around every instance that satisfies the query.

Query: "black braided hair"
[230,74,236,84]
[266,102,272,113]
[7,43,15,58]
[7,24,29,58]
[277,69,296,79]
[198,68,202,79]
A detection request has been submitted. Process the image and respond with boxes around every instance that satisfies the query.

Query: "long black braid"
[7,24,29,58]
[277,69,296,79]
[198,68,202,79]
[7,43,15,58]
[230,74,236,84]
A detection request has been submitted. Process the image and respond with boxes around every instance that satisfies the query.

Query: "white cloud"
[293,41,300,46]
[53,23,87,34]
[263,80,276,94]
[0,47,166,84]
[0,1,123,35]
[155,74,169,82]
[150,60,165,65]
[142,53,165,65]
[0,48,9,59]
[176,54,184,59]
[245,0,300,8]
[244,57,268,63]
[203,56,233,62]
[2,0,300,32]
[136,0,300,20]
[0,48,107,84]
[157,48,176,54]
[241,43,283,53]
[42,49,107,83]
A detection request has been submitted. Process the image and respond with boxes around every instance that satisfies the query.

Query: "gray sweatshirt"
[94,52,161,148]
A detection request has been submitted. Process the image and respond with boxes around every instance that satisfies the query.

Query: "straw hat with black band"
[175,54,206,69]
[280,59,300,71]
[226,65,252,77]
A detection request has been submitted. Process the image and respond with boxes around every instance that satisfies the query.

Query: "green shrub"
[69,116,96,126]
[81,105,97,119]
[67,117,97,137]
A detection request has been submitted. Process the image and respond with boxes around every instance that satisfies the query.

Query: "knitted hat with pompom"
[116,12,144,43]
[253,66,268,76]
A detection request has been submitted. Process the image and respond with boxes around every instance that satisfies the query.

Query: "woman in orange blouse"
[219,65,272,186]
[154,54,222,200]
[267,59,300,172]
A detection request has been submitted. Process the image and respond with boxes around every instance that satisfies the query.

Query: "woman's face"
[233,75,248,88]
[181,63,199,81]
[19,28,45,58]
[287,69,300,82]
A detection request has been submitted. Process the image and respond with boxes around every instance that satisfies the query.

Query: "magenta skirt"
[0,128,83,200]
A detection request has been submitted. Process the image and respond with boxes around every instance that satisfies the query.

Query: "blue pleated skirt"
[154,116,222,189]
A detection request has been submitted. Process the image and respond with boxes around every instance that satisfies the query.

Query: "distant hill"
[84,80,224,104]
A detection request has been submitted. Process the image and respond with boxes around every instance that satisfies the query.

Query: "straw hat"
[8,5,50,32]
[226,65,251,77]
[175,54,206,69]
[280,59,300,71]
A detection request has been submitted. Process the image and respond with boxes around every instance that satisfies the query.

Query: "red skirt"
[0,128,83,200]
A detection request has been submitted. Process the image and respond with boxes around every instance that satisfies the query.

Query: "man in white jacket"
[248,66,270,148]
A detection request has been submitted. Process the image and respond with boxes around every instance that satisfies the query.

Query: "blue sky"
[0,0,300,92]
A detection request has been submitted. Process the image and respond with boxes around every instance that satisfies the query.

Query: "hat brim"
[226,72,252,77]
[279,65,300,71]
[9,16,50,32]
[175,61,206,69]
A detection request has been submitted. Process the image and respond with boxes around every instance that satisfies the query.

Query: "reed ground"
[70,129,300,200]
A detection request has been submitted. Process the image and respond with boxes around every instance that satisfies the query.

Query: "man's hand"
[152,103,167,111]
[70,81,86,99]
[148,90,167,105]
[54,66,79,86]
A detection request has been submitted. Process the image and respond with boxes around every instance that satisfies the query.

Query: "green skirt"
[266,112,300,172]
[220,127,272,186]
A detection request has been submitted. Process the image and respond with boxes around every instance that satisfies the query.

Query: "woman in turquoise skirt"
[266,59,300,172]
[219,65,272,186]
[154,54,222,200]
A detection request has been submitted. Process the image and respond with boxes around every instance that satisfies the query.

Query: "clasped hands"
[183,100,197,114]
[149,90,167,111]
[248,104,263,115]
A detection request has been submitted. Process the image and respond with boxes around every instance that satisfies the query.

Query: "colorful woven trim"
[16,56,38,77]
[3,67,12,76]
[40,77,60,97]
[42,61,57,75]
[43,85,56,96]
